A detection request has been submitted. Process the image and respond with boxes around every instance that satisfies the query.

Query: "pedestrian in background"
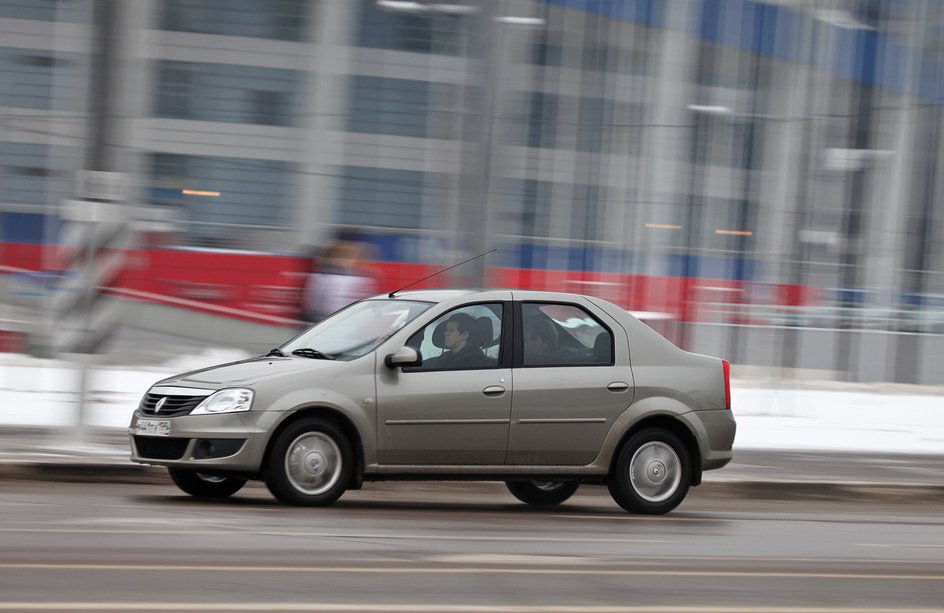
[302,238,376,324]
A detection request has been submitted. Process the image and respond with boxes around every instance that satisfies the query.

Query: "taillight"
[722,359,731,410]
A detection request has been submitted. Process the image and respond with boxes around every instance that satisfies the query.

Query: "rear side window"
[521,303,612,367]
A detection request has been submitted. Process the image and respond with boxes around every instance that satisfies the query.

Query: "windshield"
[281,299,433,361]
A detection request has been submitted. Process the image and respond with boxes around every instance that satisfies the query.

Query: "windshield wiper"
[265,348,286,357]
[291,348,337,360]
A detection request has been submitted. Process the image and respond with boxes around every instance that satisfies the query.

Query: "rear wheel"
[167,468,246,498]
[608,428,691,515]
[265,418,352,506]
[505,480,579,506]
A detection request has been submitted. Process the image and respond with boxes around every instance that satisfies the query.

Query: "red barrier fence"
[2,243,818,326]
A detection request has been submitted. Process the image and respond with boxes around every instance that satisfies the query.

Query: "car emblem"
[155,397,167,413]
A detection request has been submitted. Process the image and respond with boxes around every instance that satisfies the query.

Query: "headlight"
[191,388,254,415]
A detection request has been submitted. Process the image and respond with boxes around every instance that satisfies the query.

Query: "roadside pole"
[48,0,127,445]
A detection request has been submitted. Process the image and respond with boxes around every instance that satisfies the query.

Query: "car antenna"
[388,248,497,298]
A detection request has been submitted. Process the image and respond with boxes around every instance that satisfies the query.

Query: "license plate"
[135,419,171,437]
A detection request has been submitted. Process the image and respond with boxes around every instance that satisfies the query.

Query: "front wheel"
[167,468,247,499]
[505,480,579,506]
[265,418,353,506]
[608,428,691,515]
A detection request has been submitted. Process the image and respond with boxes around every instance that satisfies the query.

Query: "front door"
[376,302,511,465]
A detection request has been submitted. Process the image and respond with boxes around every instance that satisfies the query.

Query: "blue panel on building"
[541,0,665,28]
[0,213,47,243]
[544,0,937,103]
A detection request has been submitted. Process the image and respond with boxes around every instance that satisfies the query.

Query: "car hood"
[158,356,340,388]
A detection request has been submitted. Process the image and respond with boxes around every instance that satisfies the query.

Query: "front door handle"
[607,381,630,392]
[483,386,506,397]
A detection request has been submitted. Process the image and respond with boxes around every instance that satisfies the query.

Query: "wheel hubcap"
[533,481,564,492]
[285,432,342,496]
[629,441,681,503]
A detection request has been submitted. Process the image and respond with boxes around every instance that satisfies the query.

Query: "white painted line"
[0,604,938,612]
[858,543,944,549]
[0,528,670,543]
[0,563,940,581]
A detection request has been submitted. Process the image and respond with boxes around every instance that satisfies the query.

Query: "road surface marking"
[0,563,940,581]
[858,543,944,549]
[0,604,939,612]
[0,527,671,543]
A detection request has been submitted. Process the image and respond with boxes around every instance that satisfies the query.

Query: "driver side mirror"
[384,346,422,369]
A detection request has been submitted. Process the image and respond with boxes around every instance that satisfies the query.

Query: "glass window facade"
[0,47,84,110]
[154,60,302,126]
[338,166,445,230]
[499,179,551,239]
[499,180,606,244]
[530,31,563,67]
[692,114,760,169]
[0,142,72,206]
[576,97,608,154]
[347,76,456,139]
[160,0,311,42]
[509,93,641,154]
[570,184,604,242]
[146,153,294,246]
[513,91,559,149]
[357,0,466,54]
[529,30,653,75]
[0,0,90,22]
[582,41,616,73]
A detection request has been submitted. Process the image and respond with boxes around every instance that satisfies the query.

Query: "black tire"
[505,480,579,506]
[264,418,353,506]
[167,468,247,499]
[607,428,691,515]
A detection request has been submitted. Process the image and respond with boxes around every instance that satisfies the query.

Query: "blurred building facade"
[1,0,943,382]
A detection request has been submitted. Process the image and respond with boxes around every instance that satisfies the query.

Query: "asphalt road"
[0,482,942,612]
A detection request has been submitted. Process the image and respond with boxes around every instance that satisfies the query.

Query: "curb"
[1,462,942,504]
[0,461,165,485]
[696,479,944,503]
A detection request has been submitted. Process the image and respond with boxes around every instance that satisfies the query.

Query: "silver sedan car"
[129,289,736,515]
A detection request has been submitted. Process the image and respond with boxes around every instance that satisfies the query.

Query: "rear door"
[507,299,633,465]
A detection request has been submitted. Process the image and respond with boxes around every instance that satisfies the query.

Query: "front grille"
[134,436,190,460]
[141,393,204,417]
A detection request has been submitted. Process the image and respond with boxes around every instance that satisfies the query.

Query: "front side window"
[407,304,503,370]
[282,299,432,361]
[522,303,612,367]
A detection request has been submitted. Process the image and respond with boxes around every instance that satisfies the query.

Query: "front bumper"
[128,410,280,474]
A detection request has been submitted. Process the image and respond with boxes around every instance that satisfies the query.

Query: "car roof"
[371,289,482,303]
[372,288,598,304]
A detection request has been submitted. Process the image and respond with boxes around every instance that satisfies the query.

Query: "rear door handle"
[607,381,630,392]
[483,386,506,397]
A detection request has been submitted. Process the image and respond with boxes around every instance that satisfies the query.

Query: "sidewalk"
[1,351,942,502]
[0,426,941,503]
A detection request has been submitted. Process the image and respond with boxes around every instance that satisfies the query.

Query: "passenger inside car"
[523,318,560,365]
[423,312,489,369]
